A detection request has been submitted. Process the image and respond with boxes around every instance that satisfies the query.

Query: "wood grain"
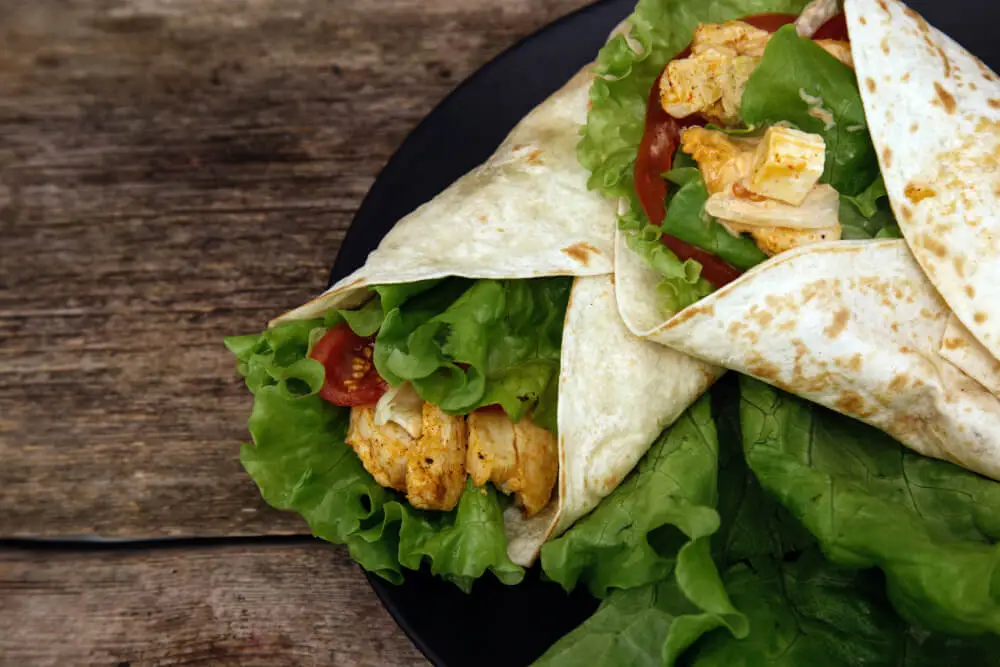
[0,541,428,666]
[0,0,594,538]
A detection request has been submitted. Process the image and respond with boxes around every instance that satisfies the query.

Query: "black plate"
[328,1,1000,665]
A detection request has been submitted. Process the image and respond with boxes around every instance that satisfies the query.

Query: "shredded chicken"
[405,403,468,511]
[723,223,841,256]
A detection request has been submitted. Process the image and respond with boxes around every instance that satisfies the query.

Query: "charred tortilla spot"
[953,255,966,277]
[901,72,911,82]
[876,0,889,14]
[904,182,936,203]
[965,284,976,298]
[749,360,780,381]
[860,16,867,25]
[933,82,957,113]
[943,336,965,350]
[823,308,850,339]
[881,37,890,55]
[670,302,715,327]
[901,205,913,221]
[975,312,988,324]
[989,99,1000,109]
[882,146,893,168]
[561,242,601,265]
[888,374,909,392]
[866,77,877,93]
[920,233,948,258]
[835,391,875,418]
[526,149,544,165]
[910,121,919,133]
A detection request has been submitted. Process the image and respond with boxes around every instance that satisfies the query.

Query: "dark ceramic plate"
[328,1,1000,665]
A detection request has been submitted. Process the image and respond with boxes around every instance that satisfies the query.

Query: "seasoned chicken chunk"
[466,410,559,518]
[680,127,758,195]
[347,405,412,492]
[815,39,854,68]
[467,409,517,489]
[406,403,468,511]
[723,223,841,256]
[748,126,826,205]
[508,418,559,518]
[691,20,772,58]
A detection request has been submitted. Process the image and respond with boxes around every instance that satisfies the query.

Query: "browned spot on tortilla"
[901,72,911,82]
[920,234,948,259]
[953,255,966,278]
[749,360,781,382]
[835,353,864,373]
[904,183,936,204]
[888,374,910,393]
[728,320,746,336]
[561,242,600,265]
[920,308,936,320]
[976,116,1000,133]
[755,311,774,327]
[901,205,913,221]
[909,121,919,133]
[671,302,715,327]
[512,144,525,151]
[478,215,488,222]
[823,308,850,339]
[880,37,890,55]
[933,82,957,114]
[970,82,978,91]
[860,15,867,25]
[777,319,796,332]
[891,322,900,332]
[965,284,977,298]
[882,147,893,168]
[835,391,876,418]
[526,149,544,165]
[701,368,718,386]
[975,312,988,324]
[943,336,965,350]
[876,0,889,13]
[989,99,1000,109]
[866,77,877,93]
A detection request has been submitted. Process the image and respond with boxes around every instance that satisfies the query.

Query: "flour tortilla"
[617,236,1000,481]
[846,0,1000,368]
[274,66,719,566]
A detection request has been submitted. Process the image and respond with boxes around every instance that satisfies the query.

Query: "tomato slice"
[632,12,814,289]
[309,323,388,406]
[812,13,849,41]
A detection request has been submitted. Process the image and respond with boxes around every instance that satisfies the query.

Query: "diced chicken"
[706,184,842,255]
[661,21,772,125]
[406,403,468,511]
[691,20,772,58]
[748,126,826,206]
[815,40,854,69]
[347,405,411,492]
[723,223,842,256]
[680,127,758,195]
[467,410,517,489]
[466,410,559,518]
[795,0,839,38]
[375,382,424,439]
[508,418,559,518]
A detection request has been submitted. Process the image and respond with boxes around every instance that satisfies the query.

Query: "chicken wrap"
[584,0,1000,480]
[226,66,718,590]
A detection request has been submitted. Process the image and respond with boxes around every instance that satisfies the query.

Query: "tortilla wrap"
[618,235,1000,480]
[846,0,1000,368]
[274,66,719,566]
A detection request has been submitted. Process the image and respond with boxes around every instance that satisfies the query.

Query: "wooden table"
[0,1,593,663]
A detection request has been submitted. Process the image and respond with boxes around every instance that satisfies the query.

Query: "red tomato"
[812,13,849,41]
[741,13,798,32]
[309,323,388,406]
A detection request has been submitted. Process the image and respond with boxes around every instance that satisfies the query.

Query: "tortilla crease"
[271,66,720,567]
[846,0,1000,364]
[617,236,1000,481]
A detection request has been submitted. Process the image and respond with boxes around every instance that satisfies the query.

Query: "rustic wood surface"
[0,542,427,666]
[0,0,594,664]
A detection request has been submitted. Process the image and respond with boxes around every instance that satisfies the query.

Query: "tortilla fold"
[617,235,1000,481]
[846,0,1000,367]
[273,66,719,566]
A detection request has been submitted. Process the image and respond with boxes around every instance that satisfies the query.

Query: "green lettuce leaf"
[367,278,570,424]
[663,167,767,270]
[742,25,879,196]
[226,320,523,591]
[839,176,898,239]
[739,376,1000,636]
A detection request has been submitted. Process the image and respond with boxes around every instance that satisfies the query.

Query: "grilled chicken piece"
[680,127,759,195]
[406,403,468,511]
[723,223,842,256]
[815,40,854,68]
[467,410,518,489]
[346,405,411,492]
[466,410,558,518]
[691,20,772,58]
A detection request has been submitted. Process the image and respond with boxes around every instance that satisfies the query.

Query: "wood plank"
[0,0,594,537]
[0,541,428,666]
